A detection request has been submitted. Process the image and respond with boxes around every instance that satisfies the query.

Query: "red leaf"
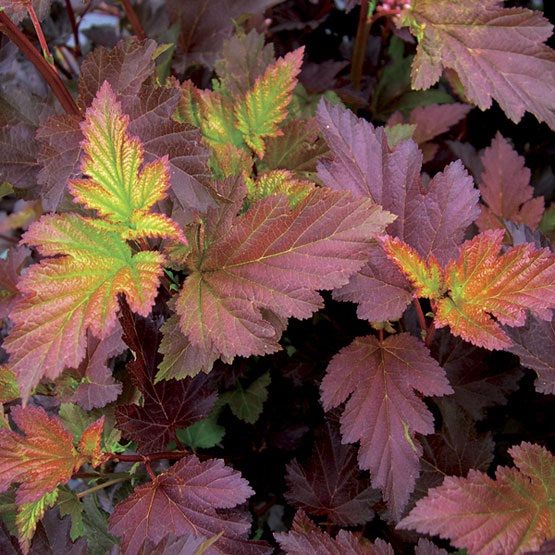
[275,510,393,554]
[176,187,394,362]
[477,133,544,232]
[504,314,555,395]
[285,420,378,525]
[317,101,479,322]
[0,406,82,504]
[68,326,126,411]
[77,417,105,467]
[108,455,269,555]
[398,442,555,555]
[400,0,555,129]
[321,333,452,519]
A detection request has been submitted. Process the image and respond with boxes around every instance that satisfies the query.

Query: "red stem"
[0,12,80,116]
[64,0,81,56]
[119,0,146,40]
[412,298,435,347]
[27,3,55,65]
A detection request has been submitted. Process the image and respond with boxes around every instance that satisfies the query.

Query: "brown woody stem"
[350,0,370,90]
[119,0,146,40]
[0,12,80,115]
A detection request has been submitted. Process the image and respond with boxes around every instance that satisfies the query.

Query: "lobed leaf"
[400,0,555,129]
[321,333,452,519]
[398,442,555,555]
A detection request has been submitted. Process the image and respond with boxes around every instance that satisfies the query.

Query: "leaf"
[177,405,225,450]
[0,123,40,189]
[68,327,126,411]
[138,534,223,555]
[16,490,59,550]
[504,314,555,395]
[321,333,452,519]
[414,538,448,555]
[317,100,479,322]
[166,0,281,69]
[246,170,314,208]
[235,48,304,157]
[214,29,275,97]
[176,187,394,362]
[383,230,555,349]
[0,0,52,24]
[0,406,82,504]
[4,215,164,400]
[407,103,471,146]
[398,442,555,555]
[0,366,19,404]
[221,371,271,424]
[275,510,393,555]
[77,417,105,467]
[157,315,220,381]
[116,311,217,453]
[285,420,378,525]
[476,133,544,232]
[116,372,217,453]
[37,39,213,213]
[400,0,555,129]
[69,82,182,242]
[57,490,84,541]
[0,246,30,320]
[29,509,88,555]
[108,455,269,555]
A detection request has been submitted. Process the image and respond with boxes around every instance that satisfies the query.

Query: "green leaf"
[58,489,85,541]
[222,372,271,424]
[177,404,225,450]
[82,496,118,555]
[235,48,304,157]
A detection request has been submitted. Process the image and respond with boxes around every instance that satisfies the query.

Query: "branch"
[27,3,55,66]
[119,0,146,40]
[64,0,81,56]
[350,0,370,90]
[106,450,189,463]
[0,12,80,116]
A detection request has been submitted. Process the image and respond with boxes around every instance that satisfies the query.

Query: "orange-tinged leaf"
[438,230,555,349]
[68,81,183,242]
[383,230,555,349]
[235,48,304,157]
[398,442,555,555]
[4,215,164,401]
[246,170,314,208]
[0,406,82,504]
[381,236,443,299]
[77,417,105,467]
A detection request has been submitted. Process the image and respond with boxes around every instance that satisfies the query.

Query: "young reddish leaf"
[77,417,105,467]
[285,420,378,525]
[235,48,304,157]
[317,101,479,322]
[108,455,269,555]
[215,29,275,97]
[321,333,452,519]
[275,510,393,555]
[0,406,82,504]
[400,1,555,129]
[477,133,544,232]
[384,230,555,349]
[437,231,555,349]
[4,215,164,400]
[398,442,555,555]
[68,82,182,242]
[176,188,394,361]
[504,314,555,395]
[0,246,30,320]
[68,327,126,411]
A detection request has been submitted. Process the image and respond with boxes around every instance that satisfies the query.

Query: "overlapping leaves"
[383,230,555,349]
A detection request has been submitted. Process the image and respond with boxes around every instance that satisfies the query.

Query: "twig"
[350,0,370,90]
[119,0,146,40]
[27,3,55,67]
[0,12,80,116]
[106,450,188,463]
[64,0,81,56]
[412,298,435,347]
[76,476,131,499]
